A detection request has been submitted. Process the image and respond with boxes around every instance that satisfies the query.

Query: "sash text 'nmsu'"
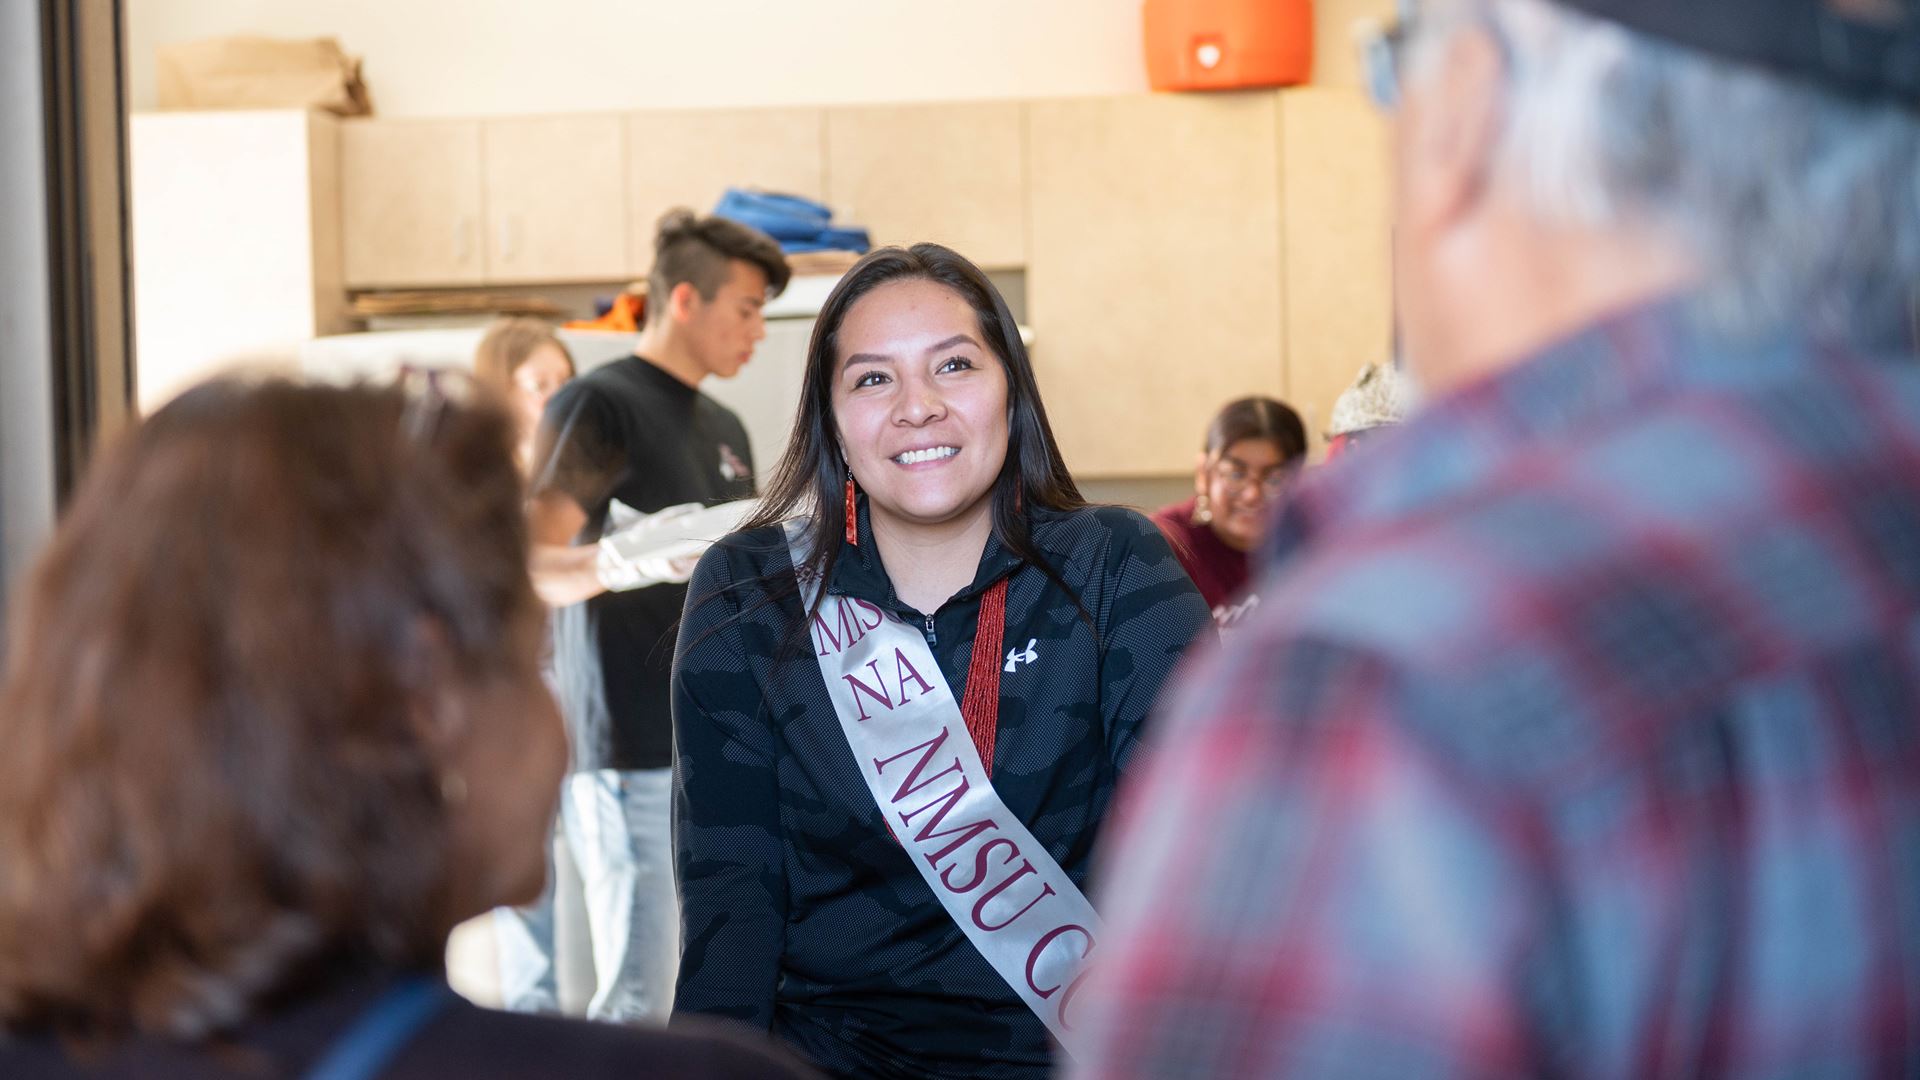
[810,595,1098,1033]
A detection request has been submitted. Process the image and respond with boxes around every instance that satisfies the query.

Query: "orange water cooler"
[1143,0,1314,92]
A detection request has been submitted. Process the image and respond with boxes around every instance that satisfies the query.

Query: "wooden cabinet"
[1281,88,1393,444]
[316,92,1392,474]
[344,116,629,287]
[340,119,484,288]
[825,103,1027,268]
[484,114,628,283]
[626,108,826,275]
[1027,93,1286,477]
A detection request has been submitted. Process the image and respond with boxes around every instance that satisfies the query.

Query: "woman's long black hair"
[736,242,1086,627]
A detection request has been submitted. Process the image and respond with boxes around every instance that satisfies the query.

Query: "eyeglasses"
[1209,458,1295,500]
[1359,6,1509,112]
[1359,17,1416,110]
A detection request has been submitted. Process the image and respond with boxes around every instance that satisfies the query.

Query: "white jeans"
[493,768,679,1022]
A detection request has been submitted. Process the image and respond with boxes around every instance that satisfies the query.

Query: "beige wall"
[126,0,1151,117]
[126,0,1397,118]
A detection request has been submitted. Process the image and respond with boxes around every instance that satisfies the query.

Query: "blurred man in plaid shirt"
[1076,0,1920,1076]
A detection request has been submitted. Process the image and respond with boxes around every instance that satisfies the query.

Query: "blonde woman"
[474,317,575,471]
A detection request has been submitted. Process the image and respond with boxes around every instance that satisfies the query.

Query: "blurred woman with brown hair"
[472,315,579,1015]
[473,316,575,470]
[0,378,811,1079]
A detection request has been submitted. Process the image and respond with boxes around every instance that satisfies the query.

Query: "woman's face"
[441,620,568,914]
[831,278,1010,536]
[1199,437,1291,552]
[510,343,573,442]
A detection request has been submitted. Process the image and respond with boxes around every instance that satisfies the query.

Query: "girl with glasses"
[1150,396,1307,628]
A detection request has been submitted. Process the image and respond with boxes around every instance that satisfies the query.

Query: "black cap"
[1551,0,1920,104]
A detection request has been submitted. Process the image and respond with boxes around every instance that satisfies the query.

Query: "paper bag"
[156,36,373,116]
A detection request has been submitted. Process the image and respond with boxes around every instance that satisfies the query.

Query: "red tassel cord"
[884,577,1009,847]
[845,474,859,547]
[959,579,1009,777]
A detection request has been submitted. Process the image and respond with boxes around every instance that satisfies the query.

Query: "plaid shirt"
[1073,299,1920,1079]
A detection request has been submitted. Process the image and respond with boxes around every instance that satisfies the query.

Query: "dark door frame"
[0,0,133,617]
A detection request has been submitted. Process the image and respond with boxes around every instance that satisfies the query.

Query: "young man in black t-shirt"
[510,209,789,1022]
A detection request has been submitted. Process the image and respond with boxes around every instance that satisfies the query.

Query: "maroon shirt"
[1150,498,1256,628]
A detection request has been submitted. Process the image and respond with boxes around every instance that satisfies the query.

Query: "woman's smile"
[892,444,962,467]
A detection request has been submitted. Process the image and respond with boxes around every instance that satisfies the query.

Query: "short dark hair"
[646,208,791,325]
[1204,396,1308,465]
[0,379,541,1042]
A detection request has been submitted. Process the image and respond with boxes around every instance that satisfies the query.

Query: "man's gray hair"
[1438,0,1920,342]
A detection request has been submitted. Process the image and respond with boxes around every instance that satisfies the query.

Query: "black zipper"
[923,613,937,646]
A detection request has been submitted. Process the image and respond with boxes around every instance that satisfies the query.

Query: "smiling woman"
[833,278,1013,610]
[745,244,1087,614]
[670,244,1213,1079]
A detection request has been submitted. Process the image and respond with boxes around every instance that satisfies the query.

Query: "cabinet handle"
[499,216,520,262]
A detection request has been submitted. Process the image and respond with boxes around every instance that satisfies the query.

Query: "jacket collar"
[827,495,1028,616]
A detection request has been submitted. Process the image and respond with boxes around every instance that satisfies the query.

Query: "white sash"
[784,519,1103,1058]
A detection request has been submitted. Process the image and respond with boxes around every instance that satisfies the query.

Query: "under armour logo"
[1004,639,1038,673]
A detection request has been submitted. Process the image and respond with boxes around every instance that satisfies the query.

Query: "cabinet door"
[340,119,484,288]
[1281,89,1392,446]
[1027,93,1285,478]
[626,109,826,276]
[825,103,1026,269]
[484,114,628,283]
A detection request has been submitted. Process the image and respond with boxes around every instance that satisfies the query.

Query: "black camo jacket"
[671,501,1212,1079]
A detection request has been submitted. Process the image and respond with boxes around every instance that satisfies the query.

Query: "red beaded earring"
[844,469,859,547]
